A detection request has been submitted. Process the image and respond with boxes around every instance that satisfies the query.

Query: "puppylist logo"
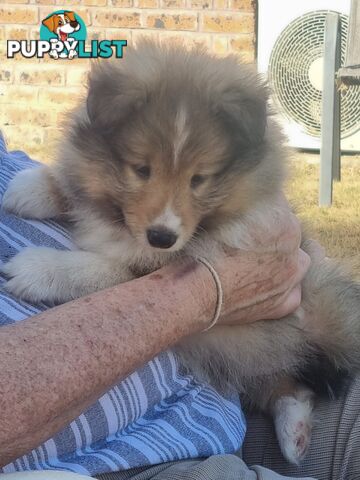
[7,10,127,60]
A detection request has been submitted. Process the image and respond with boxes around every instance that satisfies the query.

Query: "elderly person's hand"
[210,201,324,326]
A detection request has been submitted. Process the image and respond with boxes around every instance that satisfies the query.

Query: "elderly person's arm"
[0,210,310,467]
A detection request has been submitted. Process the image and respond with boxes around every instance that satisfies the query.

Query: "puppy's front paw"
[2,167,61,219]
[1,247,72,304]
[273,392,314,465]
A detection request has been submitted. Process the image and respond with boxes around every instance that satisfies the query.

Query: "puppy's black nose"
[147,228,178,249]
[70,21,78,28]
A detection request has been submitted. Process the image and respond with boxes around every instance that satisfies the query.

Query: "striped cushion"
[0,132,246,477]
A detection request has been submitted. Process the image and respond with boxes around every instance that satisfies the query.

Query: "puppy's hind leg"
[245,376,314,465]
[2,166,65,219]
[270,381,315,465]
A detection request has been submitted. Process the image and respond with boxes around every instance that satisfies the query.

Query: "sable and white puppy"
[42,11,80,59]
[3,40,360,465]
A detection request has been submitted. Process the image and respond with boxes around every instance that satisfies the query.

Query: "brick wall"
[0,0,256,161]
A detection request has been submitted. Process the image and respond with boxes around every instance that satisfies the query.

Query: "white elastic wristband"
[197,257,223,331]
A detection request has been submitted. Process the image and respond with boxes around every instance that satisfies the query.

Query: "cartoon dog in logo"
[42,11,80,59]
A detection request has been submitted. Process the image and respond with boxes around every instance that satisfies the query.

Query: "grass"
[286,153,360,272]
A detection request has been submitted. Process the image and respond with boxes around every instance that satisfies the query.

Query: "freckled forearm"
[0,260,215,467]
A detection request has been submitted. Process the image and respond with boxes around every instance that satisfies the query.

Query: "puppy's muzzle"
[146,227,178,249]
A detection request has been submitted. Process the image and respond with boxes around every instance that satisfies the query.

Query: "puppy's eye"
[133,165,151,180]
[191,175,205,189]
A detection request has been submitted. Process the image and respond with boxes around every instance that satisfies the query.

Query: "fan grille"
[268,10,360,138]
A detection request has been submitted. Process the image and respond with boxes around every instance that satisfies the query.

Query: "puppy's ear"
[65,11,76,22]
[215,72,268,147]
[86,62,146,127]
[42,15,56,33]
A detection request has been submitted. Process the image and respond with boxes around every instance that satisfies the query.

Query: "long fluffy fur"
[3,39,360,464]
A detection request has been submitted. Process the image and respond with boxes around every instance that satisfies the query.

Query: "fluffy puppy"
[2,40,360,465]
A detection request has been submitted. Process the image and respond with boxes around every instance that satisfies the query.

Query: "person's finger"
[265,248,310,300]
[262,284,302,320]
[302,239,326,264]
[239,249,310,322]
[291,249,311,286]
[223,282,303,325]
[255,249,310,321]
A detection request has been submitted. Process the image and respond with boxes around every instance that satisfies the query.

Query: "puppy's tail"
[299,244,360,396]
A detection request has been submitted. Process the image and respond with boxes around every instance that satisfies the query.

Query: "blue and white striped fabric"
[0,132,246,477]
